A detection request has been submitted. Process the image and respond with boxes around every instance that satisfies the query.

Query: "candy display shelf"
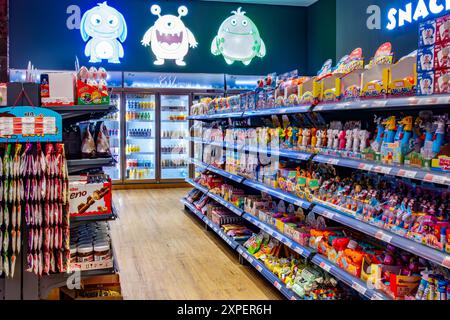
[312,206,450,269]
[189,139,449,186]
[182,198,240,250]
[185,179,390,300]
[312,95,450,112]
[46,105,118,125]
[67,158,116,174]
[236,246,302,300]
[188,95,450,120]
[188,158,450,270]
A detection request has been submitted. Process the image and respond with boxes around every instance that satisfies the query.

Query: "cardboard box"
[69,177,112,218]
[7,82,41,106]
[41,73,75,106]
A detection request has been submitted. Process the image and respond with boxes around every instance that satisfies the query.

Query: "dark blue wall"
[336,0,422,61]
[9,0,309,75]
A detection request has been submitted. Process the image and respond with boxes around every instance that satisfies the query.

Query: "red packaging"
[434,42,450,70]
[434,68,450,94]
[436,15,450,45]
[69,177,112,218]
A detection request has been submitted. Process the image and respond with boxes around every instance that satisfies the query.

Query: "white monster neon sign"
[141,4,198,66]
[80,1,127,64]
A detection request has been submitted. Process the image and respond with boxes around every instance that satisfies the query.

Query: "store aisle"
[110,189,282,300]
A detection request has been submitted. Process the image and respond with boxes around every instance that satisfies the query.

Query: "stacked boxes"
[417,14,450,95]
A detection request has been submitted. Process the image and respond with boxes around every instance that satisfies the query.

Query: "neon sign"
[387,0,450,30]
[211,7,266,66]
[80,2,127,64]
[141,5,198,67]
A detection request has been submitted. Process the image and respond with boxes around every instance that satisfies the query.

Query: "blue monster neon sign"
[80,1,127,63]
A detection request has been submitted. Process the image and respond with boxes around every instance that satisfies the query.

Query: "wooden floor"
[110,188,282,300]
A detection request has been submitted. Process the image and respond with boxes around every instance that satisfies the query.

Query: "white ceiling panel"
[201,0,318,7]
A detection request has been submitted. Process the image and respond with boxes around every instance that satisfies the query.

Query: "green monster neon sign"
[211,7,266,66]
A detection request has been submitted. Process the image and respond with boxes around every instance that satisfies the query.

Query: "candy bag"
[81,125,97,158]
[96,122,112,158]
[10,256,16,278]
[16,230,21,254]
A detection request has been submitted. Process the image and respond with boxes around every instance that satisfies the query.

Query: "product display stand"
[185,94,450,300]
[0,105,119,300]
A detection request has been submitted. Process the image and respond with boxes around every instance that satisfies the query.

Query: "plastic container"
[77,244,94,263]
[94,243,111,261]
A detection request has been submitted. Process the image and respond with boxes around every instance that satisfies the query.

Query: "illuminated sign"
[211,7,266,66]
[141,5,198,66]
[386,0,450,30]
[80,2,128,63]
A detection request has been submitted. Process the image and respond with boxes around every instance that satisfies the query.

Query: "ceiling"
[201,0,319,7]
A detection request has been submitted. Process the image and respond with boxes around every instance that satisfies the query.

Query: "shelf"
[184,184,390,299]
[236,246,301,300]
[70,205,119,223]
[126,120,154,123]
[189,112,245,121]
[244,105,311,117]
[185,178,209,194]
[161,120,188,123]
[207,165,246,183]
[126,152,155,155]
[312,205,450,269]
[242,213,312,259]
[126,136,154,140]
[183,198,240,250]
[67,158,116,174]
[312,95,450,112]
[313,154,450,186]
[46,105,118,125]
[310,255,390,300]
[243,178,312,210]
[193,138,449,186]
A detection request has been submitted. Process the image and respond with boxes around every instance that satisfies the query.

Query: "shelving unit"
[186,93,450,300]
[184,178,390,300]
[67,158,116,174]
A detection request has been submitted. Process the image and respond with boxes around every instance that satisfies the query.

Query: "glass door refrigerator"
[124,93,156,182]
[102,92,121,181]
[160,94,190,181]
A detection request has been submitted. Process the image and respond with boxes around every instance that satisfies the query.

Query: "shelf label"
[327,158,340,165]
[358,163,374,171]
[290,296,298,301]
[375,231,392,244]
[295,200,305,207]
[274,281,282,290]
[427,174,447,185]
[397,169,417,179]
[371,293,385,300]
[442,256,450,268]
[351,282,367,295]
[320,209,335,220]
[294,247,304,256]
[256,265,263,273]
[247,256,254,264]
[320,262,332,273]
[283,239,293,248]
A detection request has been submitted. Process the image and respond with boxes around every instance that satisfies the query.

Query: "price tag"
[380,166,392,174]
[372,100,387,107]
[352,282,367,295]
[274,281,282,290]
[327,158,340,165]
[284,240,293,248]
[237,247,243,255]
[432,175,447,185]
[290,296,298,301]
[375,231,392,243]
[294,247,304,256]
[247,256,254,264]
[320,209,335,220]
[358,163,374,171]
[442,256,450,268]
[320,262,332,273]
[371,293,385,300]
[256,265,263,273]
[398,169,417,179]
[295,200,305,207]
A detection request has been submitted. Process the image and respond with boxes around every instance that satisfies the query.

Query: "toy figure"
[327,129,334,149]
[432,115,448,154]
[332,129,340,150]
[311,128,318,148]
[316,129,324,148]
[302,128,311,147]
[383,116,397,143]
[352,129,360,153]
[338,130,347,150]
[399,116,413,153]
[371,116,385,152]
[292,127,299,148]
[345,130,353,151]
[420,118,435,159]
